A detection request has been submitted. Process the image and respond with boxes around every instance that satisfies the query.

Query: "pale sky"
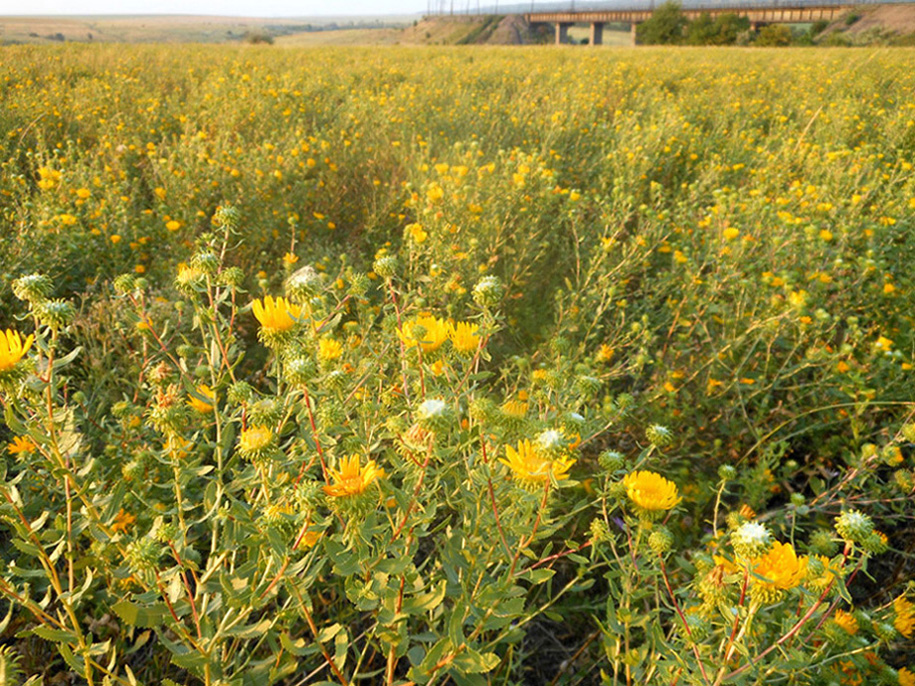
[0,0,495,17]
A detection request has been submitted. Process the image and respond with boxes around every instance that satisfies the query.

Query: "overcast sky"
[0,0,444,16]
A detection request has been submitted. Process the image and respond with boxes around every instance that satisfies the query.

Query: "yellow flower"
[252,296,302,334]
[0,329,34,373]
[894,595,915,638]
[501,399,528,418]
[900,667,915,686]
[239,425,273,454]
[398,315,449,353]
[187,384,216,413]
[623,471,681,511]
[723,227,740,241]
[750,541,807,592]
[318,337,343,362]
[833,609,858,635]
[323,455,385,498]
[449,321,481,354]
[283,252,299,266]
[7,436,36,456]
[110,508,136,534]
[500,440,574,489]
[165,220,182,232]
[76,187,91,199]
[406,222,428,244]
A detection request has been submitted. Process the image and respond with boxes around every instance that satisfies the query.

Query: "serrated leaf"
[32,626,78,643]
[111,600,168,628]
[452,648,499,674]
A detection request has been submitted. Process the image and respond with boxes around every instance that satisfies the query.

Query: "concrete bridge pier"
[590,21,604,45]
[630,21,639,45]
[555,22,572,44]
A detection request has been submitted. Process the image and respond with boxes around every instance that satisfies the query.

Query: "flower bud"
[646,424,673,448]
[36,299,76,328]
[373,255,398,279]
[649,526,674,555]
[718,464,737,481]
[835,509,874,546]
[598,450,624,473]
[472,275,503,309]
[731,521,772,560]
[12,273,53,304]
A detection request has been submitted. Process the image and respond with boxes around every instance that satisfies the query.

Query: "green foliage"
[1,45,915,684]
[685,12,750,45]
[636,2,688,45]
[755,24,793,46]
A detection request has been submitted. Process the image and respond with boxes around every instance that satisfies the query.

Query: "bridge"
[526,3,854,44]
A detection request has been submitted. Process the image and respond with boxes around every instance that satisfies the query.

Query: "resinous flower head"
[449,321,481,355]
[500,439,574,491]
[398,315,449,354]
[623,471,681,517]
[187,384,216,414]
[323,455,386,498]
[238,425,275,460]
[748,541,807,602]
[731,521,772,560]
[252,296,302,335]
[835,509,874,546]
[0,330,34,374]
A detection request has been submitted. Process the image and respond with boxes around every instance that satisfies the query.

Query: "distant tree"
[243,30,274,44]
[685,13,715,45]
[636,1,687,45]
[709,13,749,44]
[686,12,748,45]
[755,24,792,46]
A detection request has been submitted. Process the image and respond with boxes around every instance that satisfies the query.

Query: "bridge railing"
[429,0,907,14]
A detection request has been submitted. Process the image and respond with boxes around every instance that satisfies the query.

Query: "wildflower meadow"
[1,43,915,685]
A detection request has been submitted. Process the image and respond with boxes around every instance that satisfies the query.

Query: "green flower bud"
[731,522,772,560]
[472,275,503,309]
[36,299,76,328]
[219,267,245,289]
[126,537,163,573]
[12,273,53,304]
[190,251,219,276]
[417,398,451,434]
[646,424,673,448]
[373,255,398,279]
[113,274,137,295]
[835,510,874,546]
[718,464,737,481]
[286,265,324,301]
[649,526,674,555]
[213,205,240,230]
[809,529,838,556]
[598,450,625,472]
[227,381,253,405]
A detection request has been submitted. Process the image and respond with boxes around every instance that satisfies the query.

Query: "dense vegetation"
[1,44,914,685]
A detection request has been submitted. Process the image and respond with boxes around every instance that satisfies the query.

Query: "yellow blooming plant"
[397,314,450,354]
[0,329,34,374]
[623,470,681,513]
[187,384,216,413]
[500,439,574,490]
[323,455,386,498]
[3,44,915,686]
[449,321,481,355]
[251,295,302,334]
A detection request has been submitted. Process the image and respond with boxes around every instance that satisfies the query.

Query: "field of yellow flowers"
[1,43,915,685]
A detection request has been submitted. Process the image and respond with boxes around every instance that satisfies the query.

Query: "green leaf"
[32,626,78,643]
[280,632,317,657]
[452,649,499,674]
[111,600,169,628]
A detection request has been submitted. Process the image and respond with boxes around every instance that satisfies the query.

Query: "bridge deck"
[528,4,848,22]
